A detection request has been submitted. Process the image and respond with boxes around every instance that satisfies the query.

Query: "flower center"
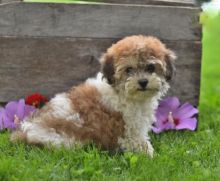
[173,118,180,126]
[168,112,180,126]
[32,101,39,106]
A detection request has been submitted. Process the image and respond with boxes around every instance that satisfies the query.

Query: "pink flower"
[152,97,198,134]
[0,99,36,130]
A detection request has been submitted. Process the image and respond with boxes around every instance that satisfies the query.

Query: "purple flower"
[0,99,36,130]
[152,97,198,134]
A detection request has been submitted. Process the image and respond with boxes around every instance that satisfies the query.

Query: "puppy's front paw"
[119,138,154,157]
[134,140,154,157]
[144,140,154,158]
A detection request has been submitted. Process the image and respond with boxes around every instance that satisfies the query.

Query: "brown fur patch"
[41,84,125,151]
[101,35,176,83]
[100,54,115,85]
[107,36,168,61]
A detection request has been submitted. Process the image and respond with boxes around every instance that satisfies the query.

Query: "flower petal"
[173,103,198,120]
[152,126,163,134]
[153,97,198,134]
[155,97,180,130]
[0,108,6,129]
[175,118,197,131]
[16,99,25,120]
[24,105,36,119]
[155,97,181,125]
[152,121,175,134]
[159,97,180,110]
[5,101,18,120]
[2,112,16,129]
[155,110,168,127]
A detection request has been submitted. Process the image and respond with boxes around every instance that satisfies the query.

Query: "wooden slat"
[104,0,196,7]
[0,0,21,4]
[0,37,201,105]
[0,0,196,6]
[0,2,200,41]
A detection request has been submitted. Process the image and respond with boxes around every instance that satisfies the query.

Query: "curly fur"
[11,35,176,156]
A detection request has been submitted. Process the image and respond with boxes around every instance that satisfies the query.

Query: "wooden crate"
[0,1,201,105]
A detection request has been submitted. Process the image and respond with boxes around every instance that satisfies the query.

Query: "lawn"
[1,9,220,181]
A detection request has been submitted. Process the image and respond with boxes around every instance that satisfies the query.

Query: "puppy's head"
[100,35,176,101]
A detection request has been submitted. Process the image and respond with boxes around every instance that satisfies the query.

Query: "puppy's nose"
[138,79,148,89]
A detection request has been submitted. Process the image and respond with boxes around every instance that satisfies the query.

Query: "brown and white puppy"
[11,35,176,156]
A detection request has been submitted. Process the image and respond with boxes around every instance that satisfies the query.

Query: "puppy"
[11,35,176,156]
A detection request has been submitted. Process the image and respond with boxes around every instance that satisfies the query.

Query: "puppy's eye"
[146,64,155,73]
[125,67,134,75]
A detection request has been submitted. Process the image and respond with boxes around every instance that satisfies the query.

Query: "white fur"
[21,121,75,148]
[87,73,164,156]
[20,72,166,155]
[50,93,83,122]
[20,93,82,147]
[50,93,74,119]
[66,113,81,122]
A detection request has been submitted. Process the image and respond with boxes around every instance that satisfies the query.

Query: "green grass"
[1,12,220,181]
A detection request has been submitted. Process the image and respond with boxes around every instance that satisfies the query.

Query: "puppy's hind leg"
[14,121,75,148]
[10,116,28,143]
[10,130,27,143]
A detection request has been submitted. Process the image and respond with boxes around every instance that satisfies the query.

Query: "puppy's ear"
[100,53,115,84]
[165,49,176,81]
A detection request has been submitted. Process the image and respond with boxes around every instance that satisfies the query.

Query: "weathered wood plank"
[0,0,20,4]
[0,0,196,6]
[0,2,200,41]
[104,0,196,6]
[0,37,201,105]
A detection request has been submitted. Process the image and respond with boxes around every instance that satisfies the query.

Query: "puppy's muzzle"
[138,79,148,91]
